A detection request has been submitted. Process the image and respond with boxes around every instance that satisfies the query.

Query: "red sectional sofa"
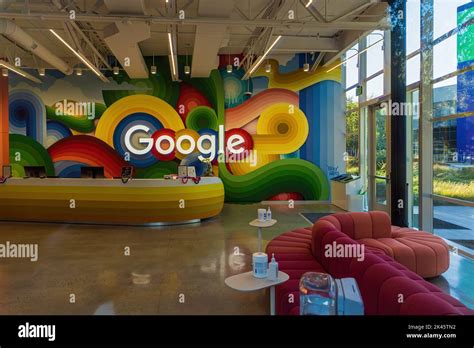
[265,212,473,316]
[321,211,450,278]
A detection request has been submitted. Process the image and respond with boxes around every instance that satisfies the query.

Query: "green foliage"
[345,98,359,175]
[412,163,474,203]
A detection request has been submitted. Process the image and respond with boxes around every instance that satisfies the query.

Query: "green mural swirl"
[45,102,106,133]
[9,134,55,177]
[206,70,329,202]
[186,106,218,131]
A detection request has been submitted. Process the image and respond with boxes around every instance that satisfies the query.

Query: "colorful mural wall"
[7,54,342,203]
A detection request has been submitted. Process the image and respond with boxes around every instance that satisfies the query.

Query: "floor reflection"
[1,203,471,314]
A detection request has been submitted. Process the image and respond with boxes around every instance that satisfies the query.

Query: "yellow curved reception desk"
[0,177,224,225]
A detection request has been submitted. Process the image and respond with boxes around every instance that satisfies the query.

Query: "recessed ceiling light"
[0,59,41,83]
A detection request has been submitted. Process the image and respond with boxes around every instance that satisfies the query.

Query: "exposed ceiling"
[0,0,389,79]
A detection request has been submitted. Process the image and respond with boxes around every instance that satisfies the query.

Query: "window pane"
[433,198,474,252]
[345,44,359,89]
[346,107,359,176]
[433,68,474,117]
[345,87,358,107]
[433,35,458,80]
[433,77,457,117]
[407,0,421,55]
[433,0,472,39]
[408,89,420,229]
[375,178,388,205]
[375,107,388,178]
[407,54,420,85]
[433,116,474,201]
[366,31,384,77]
[366,74,384,100]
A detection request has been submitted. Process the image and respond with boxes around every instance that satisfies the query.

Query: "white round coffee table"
[225,271,289,315]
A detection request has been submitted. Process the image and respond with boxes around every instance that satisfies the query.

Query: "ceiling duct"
[0,19,72,75]
[103,0,150,78]
[191,0,234,78]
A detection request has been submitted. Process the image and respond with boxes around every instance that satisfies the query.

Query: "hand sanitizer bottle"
[266,207,272,221]
[268,253,278,281]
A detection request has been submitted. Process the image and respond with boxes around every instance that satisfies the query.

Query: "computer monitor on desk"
[24,166,46,178]
[80,166,105,179]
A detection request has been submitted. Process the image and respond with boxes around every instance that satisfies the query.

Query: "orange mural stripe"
[225,88,299,129]
[0,76,8,169]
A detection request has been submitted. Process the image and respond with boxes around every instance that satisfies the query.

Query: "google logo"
[124,125,248,162]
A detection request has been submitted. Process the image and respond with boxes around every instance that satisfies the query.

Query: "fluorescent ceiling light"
[168,32,177,78]
[0,59,41,83]
[49,29,108,82]
[247,35,282,77]
[305,0,313,8]
[326,38,384,73]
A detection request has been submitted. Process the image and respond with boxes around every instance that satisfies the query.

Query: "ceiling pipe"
[0,19,73,75]
[0,12,390,31]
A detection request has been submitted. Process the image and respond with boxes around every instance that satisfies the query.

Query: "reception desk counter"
[0,177,224,225]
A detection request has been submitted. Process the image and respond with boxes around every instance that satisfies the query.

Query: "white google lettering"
[197,134,216,162]
[155,135,174,155]
[227,134,245,155]
[125,125,153,155]
[176,134,196,155]
[124,124,244,162]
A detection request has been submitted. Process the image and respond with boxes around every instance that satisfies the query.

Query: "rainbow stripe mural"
[7,54,341,203]
[9,90,46,146]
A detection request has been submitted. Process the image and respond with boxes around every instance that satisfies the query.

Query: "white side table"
[225,271,289,315]
[249,219,277,252]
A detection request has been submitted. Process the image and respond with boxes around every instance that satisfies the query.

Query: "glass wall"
[432,0,474,251]
[407,89,420,228]
[343,0,474,253]
[343,30,390,209]
[345,44,360,176]
[414,0,474,252]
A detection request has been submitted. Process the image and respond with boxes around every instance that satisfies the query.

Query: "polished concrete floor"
[0,203,472,314]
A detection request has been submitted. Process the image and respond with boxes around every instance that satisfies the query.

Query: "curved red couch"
[265,212,473,316]
[320,211,449,278]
